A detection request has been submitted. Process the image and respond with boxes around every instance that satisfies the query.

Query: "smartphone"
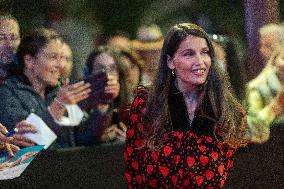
[78,69,109,110]
[84,69,107,92]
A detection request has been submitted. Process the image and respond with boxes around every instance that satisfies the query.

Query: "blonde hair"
[259,23,284,44]
[248,42,284,89]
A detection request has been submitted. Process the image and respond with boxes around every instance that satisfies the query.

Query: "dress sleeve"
[124,87,147,188]
[224,147,236,179]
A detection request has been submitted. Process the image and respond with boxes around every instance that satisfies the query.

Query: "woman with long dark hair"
[124,23,247,188]
[76,46,126,144]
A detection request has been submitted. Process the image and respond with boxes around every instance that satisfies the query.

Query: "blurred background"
[1,0,284,80]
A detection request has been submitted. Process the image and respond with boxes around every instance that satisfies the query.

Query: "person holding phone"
[75,46,127,145]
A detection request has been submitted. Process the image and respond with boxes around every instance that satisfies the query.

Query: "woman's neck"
[183,90,198,114]
[175,79,199,98]
[24,71,46,98]
[175,79,199,121]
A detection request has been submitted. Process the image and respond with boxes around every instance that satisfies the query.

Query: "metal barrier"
[1,125,283,188]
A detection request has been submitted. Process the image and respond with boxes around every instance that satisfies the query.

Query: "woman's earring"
[171,69,175,77]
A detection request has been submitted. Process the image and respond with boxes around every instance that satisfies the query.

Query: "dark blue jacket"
[0,75,64,148]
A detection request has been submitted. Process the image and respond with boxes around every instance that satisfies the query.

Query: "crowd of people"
[0,14,162,152]
[0,12,284,187]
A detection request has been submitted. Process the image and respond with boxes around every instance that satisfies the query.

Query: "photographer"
[76,46,126,145]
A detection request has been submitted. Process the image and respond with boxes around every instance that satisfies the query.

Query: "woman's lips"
[50,70,60,80]
[191,68,206,76]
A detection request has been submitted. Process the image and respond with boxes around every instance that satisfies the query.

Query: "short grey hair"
[259,23,284,43]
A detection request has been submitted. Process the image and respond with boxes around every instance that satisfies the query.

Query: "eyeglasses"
[40,52,66,62]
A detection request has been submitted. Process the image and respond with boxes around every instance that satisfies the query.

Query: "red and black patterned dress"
[124,86,236,188]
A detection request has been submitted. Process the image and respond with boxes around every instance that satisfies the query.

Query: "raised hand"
[49,79,91,119]
[10,120,37,147]
[104,75,120,100]
[56,79,92,105]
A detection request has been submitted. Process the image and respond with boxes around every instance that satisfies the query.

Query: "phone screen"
[78,69,109,110]
[84,69,107,91]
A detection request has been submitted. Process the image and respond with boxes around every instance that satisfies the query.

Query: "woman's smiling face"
[168,34,212,91]
[31,39,64,87]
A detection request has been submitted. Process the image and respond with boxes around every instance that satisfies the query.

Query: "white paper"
[24,113,57,149]
[54,104,84,127]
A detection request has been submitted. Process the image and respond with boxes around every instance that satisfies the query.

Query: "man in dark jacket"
[0,14,20,83]
[0,14,38,155]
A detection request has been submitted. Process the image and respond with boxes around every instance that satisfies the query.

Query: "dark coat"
[0,75,63,148]
[0,75,61,132]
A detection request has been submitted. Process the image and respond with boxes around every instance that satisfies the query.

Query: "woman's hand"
[0,123,9,143]
[100,122,127,142]
[104,75,120,100]
[11,120,37,147]
[0,121,37,157]
[57,79,92,105]
[0,123,20,157]
[49,79,91,119]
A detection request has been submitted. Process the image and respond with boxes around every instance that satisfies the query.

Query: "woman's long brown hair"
[143,23,247,150]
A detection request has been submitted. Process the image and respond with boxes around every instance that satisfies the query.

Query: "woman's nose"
[56,57,64,70]
[194,54,204,65]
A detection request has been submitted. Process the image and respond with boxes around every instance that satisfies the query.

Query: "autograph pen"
[6,128,18,137]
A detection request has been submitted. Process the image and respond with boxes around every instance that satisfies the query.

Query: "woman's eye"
[184,51,195,56]
[201,50,210,54]
[51,55,58,60]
